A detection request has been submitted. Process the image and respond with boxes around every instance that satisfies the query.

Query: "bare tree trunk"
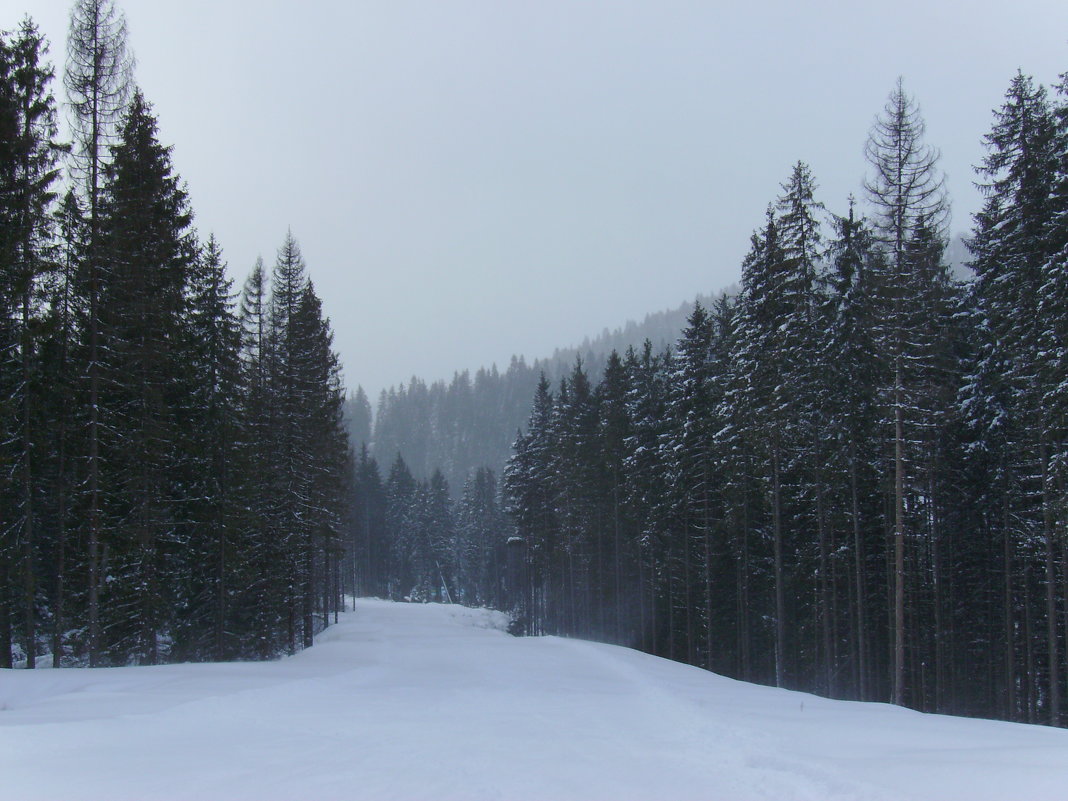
[1024,571,1037,723]
[215,508,226,660]
[303,533,315,649]
[850,450,867,700]
[614,479,622,644]
[0,557,12,668]
[1041,437,1060,725]
[20,292,36,669]
[929,467,944,713]
[740,493,752,681]
[1002,495,1016,720]
[818,483,832,695]
[893,371,906,706]
[772,442,786,689]
[704,481,714,671]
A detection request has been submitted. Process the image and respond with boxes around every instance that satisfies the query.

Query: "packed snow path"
[2,600,1067,800]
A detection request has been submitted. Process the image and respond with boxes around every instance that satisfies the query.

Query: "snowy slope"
[2,600,1066,801]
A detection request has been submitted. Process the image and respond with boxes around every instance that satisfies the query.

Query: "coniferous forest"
[5,2,1068,736]
[0,2,350,667]
[351,71,1068,728]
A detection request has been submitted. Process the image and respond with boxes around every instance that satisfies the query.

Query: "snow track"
[2,599,1067,800]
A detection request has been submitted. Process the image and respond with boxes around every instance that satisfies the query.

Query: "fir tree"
[95,90,196,664]
[64,0,131,666]
[0,17,62,668]
[864,78,951,705]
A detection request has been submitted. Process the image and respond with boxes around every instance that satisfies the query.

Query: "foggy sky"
[9,0,1068,400]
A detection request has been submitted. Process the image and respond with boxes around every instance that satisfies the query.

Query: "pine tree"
[349,446,386,597]
[622,342,673,656]
[0,18,63,668]
[347,386,372,450]
[64,0,131,665]
[596,350,634,644]
[1036,70,1068,724]
[504,374,557,633]
[733,206,791,687]
[456,467,507,607]
[823,200,883,700]
[662,303,716,667]
[42,188,86,666]
[95,90,196,664]
[234,257,279,657]
[290,281,348,643]
[385,453,417,600]
[864,78,951,705]
[177,234,242,659]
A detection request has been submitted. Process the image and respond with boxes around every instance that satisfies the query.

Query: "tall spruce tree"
[64,0,131,666]
[44,188,86,666]
[864,78,951,706]
[95,90,196,664]
[0,18,62,668]
[178,235,242,659]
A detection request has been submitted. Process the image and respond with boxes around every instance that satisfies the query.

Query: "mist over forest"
[4,1,1068,774]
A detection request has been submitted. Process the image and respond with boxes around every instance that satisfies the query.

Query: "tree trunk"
[893,369,906,706]
[21,292,36,669]
[0,557,12,668]
[850,450,867,701]
[1041,437,1060,725]
[818,482,832,695]
[772,441,786,689]
[1002,494,1016,720]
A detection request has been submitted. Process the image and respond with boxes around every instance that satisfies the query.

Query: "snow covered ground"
[2,600,1067,801]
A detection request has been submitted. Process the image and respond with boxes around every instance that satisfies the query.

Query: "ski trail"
[4,600,1067,801]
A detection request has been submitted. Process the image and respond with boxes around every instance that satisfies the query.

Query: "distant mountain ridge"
[345,285,734,494]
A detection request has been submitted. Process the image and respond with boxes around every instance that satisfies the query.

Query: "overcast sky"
[7,0,1068,399]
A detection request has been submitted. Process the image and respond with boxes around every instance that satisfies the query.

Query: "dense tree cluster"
[498,75,1068,726]
[0,4,350,667]
[365,361,542,496]
[345,450,512,610]
[352,294,717,496]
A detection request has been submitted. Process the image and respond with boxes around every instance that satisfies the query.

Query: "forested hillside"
[352,73,1068,728]
[352,250,968,497]
[349,291,728,496]
[0,2,351,667]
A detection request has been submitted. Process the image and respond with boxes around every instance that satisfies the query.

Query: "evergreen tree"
[0,18,62,668]
[661,303,716,667]
[290,281,347,644]
[234,257,279,657]
[456,467,507,607]
[177,234,241,659]
[385,453,417,600]
[823,200,884,700]
[596,350,634,644]
[95,90,196,664]
[64,0,131,666]
[349,445,387,597]
[42,188,86,666]
[864,78,951,705]
[347,385,372,450]
[504,374,557,633]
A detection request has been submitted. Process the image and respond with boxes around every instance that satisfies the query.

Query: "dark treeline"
[0,2,350,667]
[497,74,1068,727]
[346,452,514,611]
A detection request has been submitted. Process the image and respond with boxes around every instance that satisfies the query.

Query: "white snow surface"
[2,599,1067,801]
